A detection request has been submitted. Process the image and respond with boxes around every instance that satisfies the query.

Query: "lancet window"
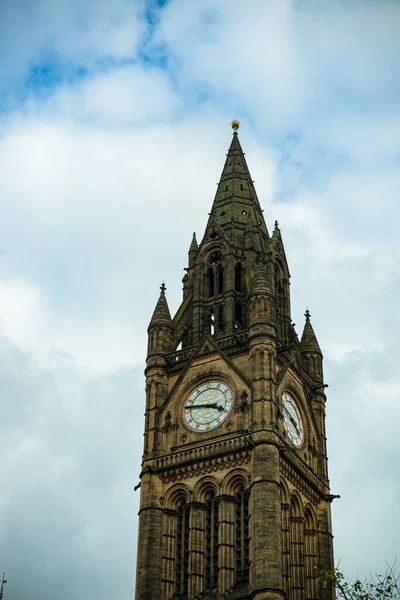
[304,508,318,600]
[204,250,226,336]
[208,267,215,297]
[217,305,224,333]
[235,487,250,585]
[235,263,243,292]
[207,252,224,299]
[289,494,305,600]
[175,499,190,598]
[217,264,224,294]
[162,475,251,600]
[205,492,219,591]
[281,483,291,596]
[234,302,243,329]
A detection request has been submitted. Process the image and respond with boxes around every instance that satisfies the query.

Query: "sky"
[0,0,399,598]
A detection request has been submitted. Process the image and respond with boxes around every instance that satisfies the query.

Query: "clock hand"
[185,403,224,411]
[282,406,301,437]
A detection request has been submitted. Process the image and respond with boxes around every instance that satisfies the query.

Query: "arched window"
[290,495,305,599]
[235,263,242,292]
[205,491,219,591]
[217,305,224,333]
[304,508,318,600]
[176,499,190,598]
[210,309,215,335]
[217,264,224,294]
[281,483,291,597]
[208,267,215,297]
[209,251,222,265]
[235,487,250,585]
[234,302,243,329]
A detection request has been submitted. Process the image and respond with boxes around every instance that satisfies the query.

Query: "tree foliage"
[317,562,400,599]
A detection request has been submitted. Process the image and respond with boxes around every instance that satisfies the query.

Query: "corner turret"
[248,259,276,339]
[147,283,174,357]
[188,232,198,268]
[300,309,323,382]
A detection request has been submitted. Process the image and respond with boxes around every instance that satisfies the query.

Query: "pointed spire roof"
[148,283,173,329]
[205,122,269,249]
[189,232,198,253]
[300,309,322,356]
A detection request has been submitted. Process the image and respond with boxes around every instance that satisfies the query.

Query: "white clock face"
[282,392,304,447]
[182,380,234,432]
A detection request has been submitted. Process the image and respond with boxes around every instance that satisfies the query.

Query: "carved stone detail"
[280,458,321,505]
[157,450,252,483]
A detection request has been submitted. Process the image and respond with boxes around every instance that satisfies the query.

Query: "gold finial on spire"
[231,120,240,132]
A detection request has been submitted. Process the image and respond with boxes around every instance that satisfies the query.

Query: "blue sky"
[0,1,400,598]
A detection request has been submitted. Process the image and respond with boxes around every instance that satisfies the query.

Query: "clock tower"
[135,123,335,600]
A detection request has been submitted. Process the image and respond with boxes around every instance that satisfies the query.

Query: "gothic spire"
[204,122,269,249]
[148,283,173,330]
[300,309,322,356]
[189,232,198,253]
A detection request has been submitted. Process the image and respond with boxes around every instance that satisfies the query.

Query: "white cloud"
[0,108,277,361]
[0,278,141,372]
[157,0,305,125]
[49,64,182,125]
[156,0,400,130]
[0,334,141,600]
[0,0,146,86]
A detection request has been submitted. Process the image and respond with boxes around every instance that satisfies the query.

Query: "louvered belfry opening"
[235,487,250,586]
[204,251,225,336]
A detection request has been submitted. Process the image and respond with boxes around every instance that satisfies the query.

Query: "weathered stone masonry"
[135,124,335,600]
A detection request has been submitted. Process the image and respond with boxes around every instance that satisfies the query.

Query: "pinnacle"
[300,309,322,355]
[148,284,173,329]
[204,128,269,249]
[189,232,198,253]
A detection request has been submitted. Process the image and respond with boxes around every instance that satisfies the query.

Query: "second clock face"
[282,392,304,447]
[182,380,234,432]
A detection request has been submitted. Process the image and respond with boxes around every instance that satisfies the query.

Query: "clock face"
[182,380,234,432]
[282,392,304,447]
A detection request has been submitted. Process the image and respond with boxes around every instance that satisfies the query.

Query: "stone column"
[250,441,285,600]
[135,472,163,600]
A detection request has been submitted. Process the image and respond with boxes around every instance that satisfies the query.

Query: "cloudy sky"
[0,0,399,598]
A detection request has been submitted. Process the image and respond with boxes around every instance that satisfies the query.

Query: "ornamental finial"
[160,282,166,294]
[305,308,311,321]
[231,120,240,132]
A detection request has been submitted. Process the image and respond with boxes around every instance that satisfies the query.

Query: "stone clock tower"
[135,123,335,600]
